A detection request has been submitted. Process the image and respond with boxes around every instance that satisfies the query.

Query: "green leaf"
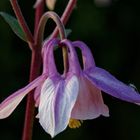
[65,29,72,37]
[56,29,72,39]
[0,12,27,42]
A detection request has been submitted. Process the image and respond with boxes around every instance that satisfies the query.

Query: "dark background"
[0,0,140,139]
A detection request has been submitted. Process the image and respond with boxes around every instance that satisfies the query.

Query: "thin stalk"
[35,11,66,47]
[51,0,77,38]
[22,51,42,140]
[10,0,34,47]
[22,1,45,140]
[51,0,77,73]
[35,11,67,72]
[34,2,44,36]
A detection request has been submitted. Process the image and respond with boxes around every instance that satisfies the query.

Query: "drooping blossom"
[37,38,80,137]
[0,38,140,138]
[38,39,109,137]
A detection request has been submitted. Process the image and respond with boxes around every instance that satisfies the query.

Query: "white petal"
[39,75,79,137]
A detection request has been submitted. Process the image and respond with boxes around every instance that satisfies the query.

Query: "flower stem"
[51,0,77,73]
[22,51,42,140]
[10,0,34,47]
[22,1,45,140]
[51,0,77,38]
[35,11,68,73]
[35,11,66,47]
[34,2,45,36]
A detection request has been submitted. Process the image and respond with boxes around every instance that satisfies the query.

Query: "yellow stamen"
[68,118,83,129]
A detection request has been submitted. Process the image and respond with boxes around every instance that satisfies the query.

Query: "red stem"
[51,0,77,38]
[10,0,34,47]
[61,0,77,25]
[22,52,42,140]
[22,1,44,140]
[34,2,45,36]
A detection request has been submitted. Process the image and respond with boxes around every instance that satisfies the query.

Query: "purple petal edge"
[0,74,46,119]
[85,67,140,104]
[72,41,96,69]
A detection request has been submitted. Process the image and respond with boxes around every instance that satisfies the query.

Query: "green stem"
[50,0,77,72]
[35,11,66,47]
[35,11,67,72]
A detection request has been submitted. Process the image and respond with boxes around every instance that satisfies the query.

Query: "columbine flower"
[0,38,140,138]
[38,38,80,137]
[37,39,109,137]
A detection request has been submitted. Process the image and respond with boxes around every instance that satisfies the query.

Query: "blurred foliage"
[0,0,140,140]
[0,12,27,42]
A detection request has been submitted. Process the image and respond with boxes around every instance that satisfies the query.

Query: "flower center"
[68,118,83,128]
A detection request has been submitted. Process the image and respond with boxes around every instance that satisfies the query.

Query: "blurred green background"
[0,0,140,139]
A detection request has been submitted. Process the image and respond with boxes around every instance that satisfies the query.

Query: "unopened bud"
[46,0,57,10]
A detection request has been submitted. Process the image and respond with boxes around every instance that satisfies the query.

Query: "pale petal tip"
[135,102,140,106]
[49,127,67,138]
[102,105,110,117]
[0,94,26,119]
[35,113,39,119]
[50,133,56,138]
[0,112,9,119]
